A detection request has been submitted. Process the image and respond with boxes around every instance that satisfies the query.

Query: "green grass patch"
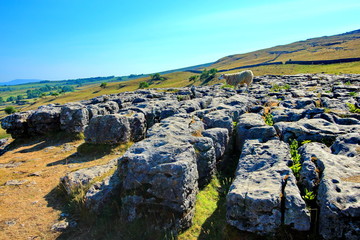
[347,103,360,113]
[0,126,10,139]
[179,176,234,240]
[289,139,301,180]
[264,113,274,126]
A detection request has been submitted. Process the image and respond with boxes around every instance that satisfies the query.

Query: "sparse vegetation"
[188,75,199,82]
[347,103,360,113]
[200,68,218,83]
[221,84,235,89]
[4,106,17,114]
[270,83,291,92]
[303,188,316,202]
[349,92,357,96]
[289,139,301,179]
[264,113,274,126]
[138,81,150,89]
[100,82,108,88]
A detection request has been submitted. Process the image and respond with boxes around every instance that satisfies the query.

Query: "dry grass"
[0,134,129,240]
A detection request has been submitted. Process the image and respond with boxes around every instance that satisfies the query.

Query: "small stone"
[51,220,69,232]
[5,180,28,186]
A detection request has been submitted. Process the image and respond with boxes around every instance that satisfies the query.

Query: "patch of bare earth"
[0,136,123,240]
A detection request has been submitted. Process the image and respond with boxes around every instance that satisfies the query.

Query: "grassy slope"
[210,30,360,71]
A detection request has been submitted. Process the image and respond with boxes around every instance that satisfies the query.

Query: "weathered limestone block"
[27,105,62,135]
[61,159,117,194]
[0,111,33,138]
[146,115,215,187]
[84,114,131,144]
[60,103,89,133]
[235,113,277,151]
[202,128,229,160]
[274,118,360,143]
[118,137,198,230]
[331,133,360,158]
[84,171,121,214]
[299,142,360,239]
[227,140,310,235]
[119,110,147,142]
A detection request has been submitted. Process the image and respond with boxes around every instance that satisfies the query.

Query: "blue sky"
[0,0,359,82]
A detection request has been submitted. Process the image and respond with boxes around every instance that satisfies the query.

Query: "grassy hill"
[210,29,360,71]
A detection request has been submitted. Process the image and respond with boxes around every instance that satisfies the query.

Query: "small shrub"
[349,92,357,97]
[100,82,107,88]
[264,113,274,126]
[324,90,332,93]
[345,81,351,85]
[4,106,17,114]
[346,103,360,113]
[303,188,316,202]
[138,81,149,89]
[289,139,301,179]
[189,75,199,82]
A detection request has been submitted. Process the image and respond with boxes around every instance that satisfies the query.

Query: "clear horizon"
[1,0,359,82]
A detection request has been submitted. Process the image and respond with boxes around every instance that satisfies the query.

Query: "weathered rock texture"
[1,73,359,238]
[299,142,360,240]
[227,140,310,235]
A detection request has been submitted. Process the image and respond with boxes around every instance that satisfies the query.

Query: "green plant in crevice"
[264,113,274,126]
[349,92,357,96]
[303,188,316,202]
[289,139,301,179]
[346,103,360,113]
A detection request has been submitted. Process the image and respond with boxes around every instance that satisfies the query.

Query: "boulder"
[84,171,122,214]
[0,111,34,138]
[235,113,277,151]
[202,128,229,160]
[84,114,131,144]
[227,140,310,235]
[27,105,62,135]
[118,137,198,231]
[61,159,117,194]
[60,103,89,133]
[299,143,360,239]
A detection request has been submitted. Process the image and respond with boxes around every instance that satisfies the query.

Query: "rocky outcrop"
[299,142,360,240]
[227,140,310,235]
[1,73,359,238]
[84,114,131,144]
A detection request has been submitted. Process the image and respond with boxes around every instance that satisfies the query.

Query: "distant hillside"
[0,79,43,86]
[210,29,360,71]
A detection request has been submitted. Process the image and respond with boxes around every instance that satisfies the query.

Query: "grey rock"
[119,110,147,142]
[84,114,131,144]
[0,111,33,138]
[235,113,277,151]
[60,103,89,133]
[51,220,77,232]
[202,128,229,160]
[274,118,360,143]
[203,110,234,134]
[299,142,360,239]
[84,171,121,214]
[227,140,310,235]
[331,133,360,158]
[27,105,62,135]
[118,137,198,230]
[61,159,117,194]
[5,179,28,186]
